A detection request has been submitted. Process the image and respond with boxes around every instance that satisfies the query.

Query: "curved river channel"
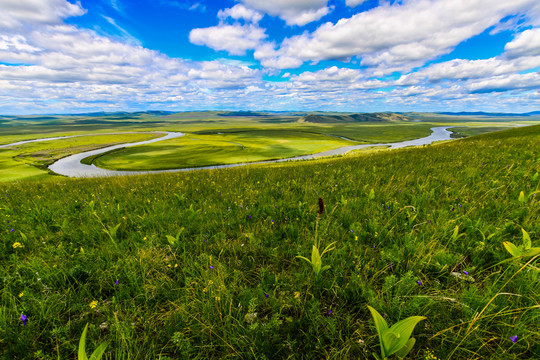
[3,126,454,178]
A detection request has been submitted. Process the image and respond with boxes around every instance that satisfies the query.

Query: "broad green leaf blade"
[20,231,27,241]
[89,342,108,360]
[387,316,426,356]
[368,189,375,201]
[78,324,89,360]
[522,228,531,250]
[321,265,331,273]
[382,331,401,356]
[518,191,525,204]
[523,247,540,257]
[109,223,121,239]
[311,245,322,275]
[367,305,389,358]
[395,337,416,359]
[166,235,177,246]
[503,241,522,257]
[451,225,459,242]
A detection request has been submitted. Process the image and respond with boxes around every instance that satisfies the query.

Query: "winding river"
[2,127,455,178]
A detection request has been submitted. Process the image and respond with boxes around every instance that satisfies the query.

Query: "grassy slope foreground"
[1,125,540,359]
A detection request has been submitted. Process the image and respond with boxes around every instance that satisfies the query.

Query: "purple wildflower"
[10,229,14,233]
[325,309,333,317]
[115,279,119,285]
[463,270,469,275]
[209,265,214,270]
[509,335,518,343]
[20,314,28,326]
[417,280,422,286]
[265,293,269,298]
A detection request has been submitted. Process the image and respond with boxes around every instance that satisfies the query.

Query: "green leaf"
[451,225,459,242]
[503,241,522,257]
[295,255,312,265]
[20,231,27,241]
[382,331,401,356]
[166,235,177,246]
[518,191,525,204]
[321,241,336,256]
[387,316,426,356]
[395,337,416,359]
[78,324,89,360]
[532,172,539,182]
[522,228,531,250]
[367,305,389,358]
[89,342,108,360]
[321,265,331,273]
[368,189,375,201]
[311,245,322,276]
[523,247,540,257]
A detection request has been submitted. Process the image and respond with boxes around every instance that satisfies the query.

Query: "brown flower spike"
[318,197,324,216]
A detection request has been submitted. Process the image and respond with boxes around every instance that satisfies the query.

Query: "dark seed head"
[318,197,324,216]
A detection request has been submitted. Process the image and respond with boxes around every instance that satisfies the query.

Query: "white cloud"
[264,0,538,72]
[0,0,86,28]
[505,28,540,58]
[218,4,263,23]
[189,23,266,55]
[468,73,540,93]
[239,0,331,26]
[345,0,367,7]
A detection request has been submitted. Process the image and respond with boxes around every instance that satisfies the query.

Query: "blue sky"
[1,0,540,114]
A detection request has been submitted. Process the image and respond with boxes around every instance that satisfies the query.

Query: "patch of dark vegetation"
[301,113,410,123]
[218,111,270,117]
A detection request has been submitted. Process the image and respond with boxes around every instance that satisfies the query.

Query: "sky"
[1,0,540,114]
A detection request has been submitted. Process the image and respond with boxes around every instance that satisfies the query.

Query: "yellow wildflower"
[12,242,23,249]
[19,292,24,298]
[89,300,98,309]
[215,296,220,301]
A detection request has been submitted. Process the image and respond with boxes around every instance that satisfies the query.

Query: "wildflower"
[10,229,14,233]
[20,314,28,326]
[509,335,518,343]
[463,270,469,275]
[215,296,220,301]
[89,300,98,309]
[324,309,333,317]
[265,293,269,298]
[209,265,214,270]
[12,242,23,249]
[318,197,324,216]
[417,280,422,286]
[115,279,119,285]
[355,236,358,241]
[19,292,24,298]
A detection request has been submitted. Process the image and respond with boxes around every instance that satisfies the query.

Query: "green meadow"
[1,112,539,359]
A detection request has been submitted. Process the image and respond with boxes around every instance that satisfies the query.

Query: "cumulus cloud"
[263,0,538,72]
[189,23,266,55]
[239,0,331,26]
[345,0,368,7]
[0,0,86,28]
[505,28,540,58]
[218,4,263,23]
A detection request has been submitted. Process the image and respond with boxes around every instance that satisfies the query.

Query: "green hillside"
[2,125,539,359]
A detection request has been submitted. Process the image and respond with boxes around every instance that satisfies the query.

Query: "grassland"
[0,111,529,181]
[0,133,161,182]
[1,123,539,359]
